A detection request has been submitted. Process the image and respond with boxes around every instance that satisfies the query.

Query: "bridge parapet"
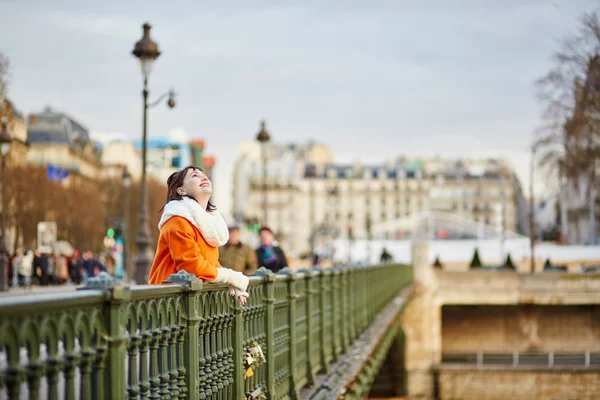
[435,270,600,305]
[0,263,412,399]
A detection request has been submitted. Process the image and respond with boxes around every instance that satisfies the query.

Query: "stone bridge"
[402,242,600,400]
[0,263,413,400]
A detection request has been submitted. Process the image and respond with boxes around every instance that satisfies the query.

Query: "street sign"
[37,221,57,254]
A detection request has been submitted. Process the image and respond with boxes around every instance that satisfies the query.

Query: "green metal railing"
[0,263,412,399]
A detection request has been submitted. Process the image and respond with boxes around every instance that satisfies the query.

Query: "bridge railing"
[0,263,412,400]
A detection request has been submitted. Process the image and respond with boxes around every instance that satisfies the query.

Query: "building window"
[381,212,386,220]
[348,212,353,220]
[366,197,370,206]
[395,212,400,219]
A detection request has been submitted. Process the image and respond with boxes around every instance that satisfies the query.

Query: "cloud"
[47,11,138,37]
[1,0,597,214]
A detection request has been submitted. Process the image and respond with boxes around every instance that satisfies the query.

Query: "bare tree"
[535,11,600,186]
[0,53,8,103]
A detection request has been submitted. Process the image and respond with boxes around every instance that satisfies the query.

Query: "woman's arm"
[165,228,219,280]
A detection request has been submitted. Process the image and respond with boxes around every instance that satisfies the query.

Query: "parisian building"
[27,107,103,184]
[234,143,527,258]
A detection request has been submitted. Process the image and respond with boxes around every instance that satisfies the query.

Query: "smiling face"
[179,167,212,201]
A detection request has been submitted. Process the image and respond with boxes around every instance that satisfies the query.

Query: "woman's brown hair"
[159,165,217,213]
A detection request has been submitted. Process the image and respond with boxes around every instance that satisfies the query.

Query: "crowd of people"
[8,249,110,288]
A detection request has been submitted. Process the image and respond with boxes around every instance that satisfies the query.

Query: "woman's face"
[179,168,212,200]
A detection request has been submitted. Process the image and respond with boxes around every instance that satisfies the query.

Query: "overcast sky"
[0,0,597,216]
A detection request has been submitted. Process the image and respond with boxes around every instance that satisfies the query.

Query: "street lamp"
[529,143,539,274]
[0,117,11,291]
[255,120,271,226]
[131,22,176,284]
[122,167,132,282]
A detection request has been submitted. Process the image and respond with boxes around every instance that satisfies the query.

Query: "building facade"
[237,148,527,258]
[231,140,334,224]
[26,107,103,183]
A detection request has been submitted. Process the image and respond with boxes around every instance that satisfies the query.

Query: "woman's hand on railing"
[213,268,249,290]
[228,284,249,305]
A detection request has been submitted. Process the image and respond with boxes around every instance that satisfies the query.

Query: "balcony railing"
[441,351,600,368]
[0,263,412,399]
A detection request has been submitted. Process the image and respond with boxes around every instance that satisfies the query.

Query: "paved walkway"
[0,285,78,297]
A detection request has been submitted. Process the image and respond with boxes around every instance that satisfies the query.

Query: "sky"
[0,0,597,216]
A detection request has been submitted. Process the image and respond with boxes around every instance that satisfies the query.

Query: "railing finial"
[252,267,273,277]
[163,270,202,289]
[79,271,117,290]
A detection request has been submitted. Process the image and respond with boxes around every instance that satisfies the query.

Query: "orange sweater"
[148,216,221,284]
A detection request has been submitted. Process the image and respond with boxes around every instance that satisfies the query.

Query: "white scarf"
[158,197,229,247]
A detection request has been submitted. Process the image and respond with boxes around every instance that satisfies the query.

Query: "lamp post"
[255,120,271,226]
[122,167,132,282]
[529,144,538,274]
[131,22,176,284]
[0,117,11,291]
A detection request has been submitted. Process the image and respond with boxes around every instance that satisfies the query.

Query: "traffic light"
[107,227,115,238]
[244,217,261,232]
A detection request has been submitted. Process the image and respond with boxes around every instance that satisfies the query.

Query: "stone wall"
[436,270,600,305]
[437,368,600,400]
[442,305,600,352]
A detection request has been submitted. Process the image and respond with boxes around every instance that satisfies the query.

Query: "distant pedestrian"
[219,225,259,275]
[380,247,393,264]
[256,227,288,273]
[19,250,34,288]
[11,249,23,287]
[82,250,106,281]
[69,250,83,284]
[54,254,69,284]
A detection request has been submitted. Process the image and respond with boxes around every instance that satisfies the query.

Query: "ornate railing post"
[367,266,374,323]
[232,283,245,399]
[339,267,349,354]
[280,268,300,399]
[254,267,276,397]
[79,272,131,400]
[302,269,317,386]
[318,268,329,374]
[163,270,203,400]
[331,268,340,361]
[354,266,362,335]
[347,267,356,342]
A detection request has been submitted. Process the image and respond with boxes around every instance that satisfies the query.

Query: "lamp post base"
[134,233,153,284]
[0,245,8,292]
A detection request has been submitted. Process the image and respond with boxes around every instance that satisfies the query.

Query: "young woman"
[148,166,249,304]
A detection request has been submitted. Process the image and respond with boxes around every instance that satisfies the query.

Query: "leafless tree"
[0,53,8,103]
[535,11,600,187]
